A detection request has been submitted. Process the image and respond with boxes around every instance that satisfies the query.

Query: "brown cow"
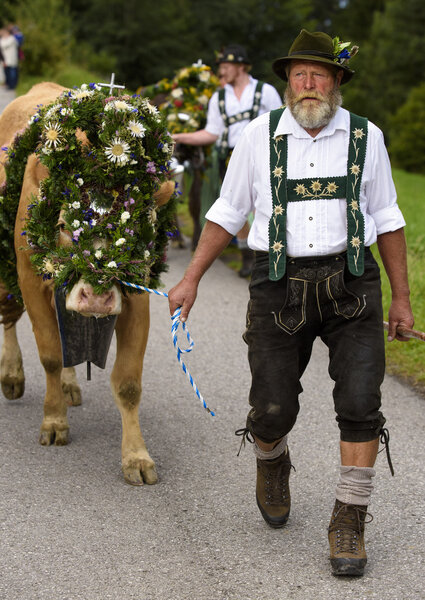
[0,83,175,485]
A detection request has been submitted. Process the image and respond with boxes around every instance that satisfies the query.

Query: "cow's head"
[21,87,177,318]
[54,181,175,318]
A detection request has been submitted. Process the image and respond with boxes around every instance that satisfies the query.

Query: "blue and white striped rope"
[119,280,215,416]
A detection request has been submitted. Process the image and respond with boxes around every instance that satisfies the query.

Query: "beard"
[284,85,342,130]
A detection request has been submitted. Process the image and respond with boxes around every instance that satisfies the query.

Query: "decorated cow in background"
[0,81,176,485]
[142,62,219,250]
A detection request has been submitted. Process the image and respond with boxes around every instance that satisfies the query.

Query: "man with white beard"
[168,30,414,577]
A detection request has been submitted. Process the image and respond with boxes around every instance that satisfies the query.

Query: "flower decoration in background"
[142,62,219,133]
[0,85,178,301]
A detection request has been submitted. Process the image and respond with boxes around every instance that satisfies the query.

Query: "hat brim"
[272,55,354,84]
[217,57,251,65]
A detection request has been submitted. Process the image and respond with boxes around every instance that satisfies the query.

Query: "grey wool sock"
[253,435,288,461]
[335,465,376,506]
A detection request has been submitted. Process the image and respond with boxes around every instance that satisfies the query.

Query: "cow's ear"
[153,180,175,207]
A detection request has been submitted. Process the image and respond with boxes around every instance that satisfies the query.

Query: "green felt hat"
[272,29,356,85]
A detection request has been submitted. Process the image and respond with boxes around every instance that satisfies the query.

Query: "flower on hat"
[332,37,359,65]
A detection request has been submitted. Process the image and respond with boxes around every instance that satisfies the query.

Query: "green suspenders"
[268,108,368,280]
[218,80,264,160]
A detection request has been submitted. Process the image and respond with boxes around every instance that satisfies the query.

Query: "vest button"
[309,243,313,248]
[310,163,314,167]
[309,216,313,221]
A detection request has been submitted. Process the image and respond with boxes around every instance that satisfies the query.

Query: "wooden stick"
[383,321,425,341]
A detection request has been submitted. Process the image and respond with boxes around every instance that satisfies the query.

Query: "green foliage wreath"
[0,84,177,302]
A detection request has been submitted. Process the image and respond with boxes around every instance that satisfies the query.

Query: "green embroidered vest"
[268,107,368,280]
[217,81,264,160]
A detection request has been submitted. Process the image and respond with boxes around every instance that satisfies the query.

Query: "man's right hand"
[168,278,198,322]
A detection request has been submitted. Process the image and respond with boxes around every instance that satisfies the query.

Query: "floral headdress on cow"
[0,84,177,300]
[143,61,219,133]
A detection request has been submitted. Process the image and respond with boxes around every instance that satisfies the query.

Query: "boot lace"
[261,453,295,506]
[329,503,373,555]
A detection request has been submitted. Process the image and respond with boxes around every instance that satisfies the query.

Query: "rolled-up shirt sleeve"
[205,128,255,235]
[365,124,406,234]
[205,92,223,137]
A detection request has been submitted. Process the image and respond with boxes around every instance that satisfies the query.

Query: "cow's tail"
[0,282,24,328]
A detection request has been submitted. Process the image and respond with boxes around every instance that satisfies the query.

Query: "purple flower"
[83,250,91,256]
[106,223,113,229]
[72,227,84,241]
[146,161,156,174]
[129,197,135,205]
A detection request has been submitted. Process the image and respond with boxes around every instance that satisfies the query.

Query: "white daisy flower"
[198,94,209,106]
[107,261,117,268]
[144,250,151,259]
[71,201,81,209]
[111,100,132,111]
[148,208,157,224]
[144,101,159,115]
[127,120,146,138]
[95,250,103,259]
[104,137,130,165]
[120,211,131,223]
[199,70,210,82]
[91,219,97,227]
[72,88,93,100]
[44,122,63,148]
[76,178,84,186]
[171,88,184,98]
[72,220,80,228]
[115,238,126,246]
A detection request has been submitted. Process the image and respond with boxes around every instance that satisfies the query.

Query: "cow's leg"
[111,293,157,485]
[61,367,82,407]
[0,286,25,399]
[22,287,69,446]
[1,322,25,399]
[15,155,69,445]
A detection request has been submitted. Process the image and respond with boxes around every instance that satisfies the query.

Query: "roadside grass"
[372,168,425,393]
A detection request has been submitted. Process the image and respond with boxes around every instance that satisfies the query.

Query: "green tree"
[343,0,425,137]
[6,0,72,77]
[69,0,314,92]
[389,82,425,173]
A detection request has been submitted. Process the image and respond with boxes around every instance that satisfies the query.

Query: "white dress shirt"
[206,106,405,256]
[205,75,282,149]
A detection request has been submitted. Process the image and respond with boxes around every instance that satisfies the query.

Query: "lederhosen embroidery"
[268,107,368,280]
[218,81,264,160]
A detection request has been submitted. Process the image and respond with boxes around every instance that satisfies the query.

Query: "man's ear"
[336,69,344,87]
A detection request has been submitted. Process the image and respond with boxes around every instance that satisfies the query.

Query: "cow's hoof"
[62,383,82,407]
[123,460,158,486]
[1,376,25,400]
[39,427,69,446]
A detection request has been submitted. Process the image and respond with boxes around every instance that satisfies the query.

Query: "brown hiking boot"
[256,447,293,528]
[328,499,372,576]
